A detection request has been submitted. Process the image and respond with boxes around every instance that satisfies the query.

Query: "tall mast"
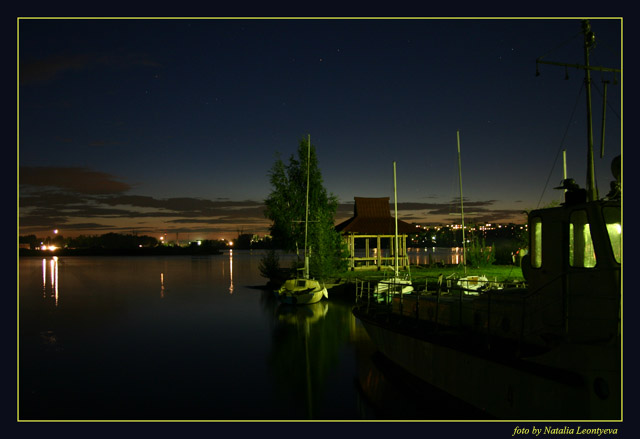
[393,161,399,277]
[582,19,597,201]
[304,134,310,279]
[457,130,467,274]
[536,19,620,202]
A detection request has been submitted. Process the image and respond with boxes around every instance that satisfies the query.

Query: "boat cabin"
[522,192,621,343]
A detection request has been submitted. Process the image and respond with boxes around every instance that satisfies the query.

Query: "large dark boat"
[352,20,621,420]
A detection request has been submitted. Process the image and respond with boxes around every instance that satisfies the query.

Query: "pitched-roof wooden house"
[335,197,416,270]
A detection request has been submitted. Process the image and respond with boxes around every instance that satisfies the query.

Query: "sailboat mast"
[393,161,399,277]
[304,134,310,279]
[457,130,467,274]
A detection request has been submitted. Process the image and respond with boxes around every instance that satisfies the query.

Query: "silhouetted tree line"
[19,232,229,256]
[232,233,274,250]
[19,232,159,250]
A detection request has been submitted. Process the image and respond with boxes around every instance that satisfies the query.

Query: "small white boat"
[456,275,489,294]
[374,276,413,302]
[375,276,414,294]
[276,278,328,305]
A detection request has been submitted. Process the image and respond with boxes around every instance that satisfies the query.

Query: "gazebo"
[335,197,417,270]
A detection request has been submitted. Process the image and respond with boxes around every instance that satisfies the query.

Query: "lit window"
[603,207,621,264]
[531,217,542,268]
[569,210,596,268]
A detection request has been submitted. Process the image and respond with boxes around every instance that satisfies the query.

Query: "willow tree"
[264,136,347,280]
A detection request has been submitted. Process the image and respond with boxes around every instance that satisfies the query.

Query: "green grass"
[335,264,524,285]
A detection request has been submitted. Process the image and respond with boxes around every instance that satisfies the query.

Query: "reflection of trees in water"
[268,301,352,419]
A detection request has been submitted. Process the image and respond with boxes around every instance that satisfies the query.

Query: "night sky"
[18,18,622,241]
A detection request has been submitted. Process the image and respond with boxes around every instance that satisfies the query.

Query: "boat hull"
[276,278,328,305]
[279,289,325,305]
[356,310,620,420]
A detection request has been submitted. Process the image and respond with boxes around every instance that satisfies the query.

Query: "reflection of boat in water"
[353,20,621,420]
[273,301,329,419]
[275,135,328,306]
[275,301,329,325]
[355,351,494,420]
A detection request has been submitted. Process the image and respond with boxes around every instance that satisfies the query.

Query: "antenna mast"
[536,19,621,202]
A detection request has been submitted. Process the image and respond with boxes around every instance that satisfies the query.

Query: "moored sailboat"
[275,135,329,305]
[373,161,414,302]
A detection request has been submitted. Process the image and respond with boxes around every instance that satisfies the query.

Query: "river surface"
[18,250,489,421]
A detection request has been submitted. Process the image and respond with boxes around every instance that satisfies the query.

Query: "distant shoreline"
[18,247,224,257]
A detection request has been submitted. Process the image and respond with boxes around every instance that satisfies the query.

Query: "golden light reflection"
[229,249,234,294]
[42,258,46,298]
[53,257,59,306]
[160,272,165,298]
[42,257,59,306]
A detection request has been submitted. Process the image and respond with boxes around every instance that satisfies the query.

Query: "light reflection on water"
[19,250,483,421]
[352,247,466,266]
[229,249,234,294]
[41,256,59,306]
[407,247,465,266]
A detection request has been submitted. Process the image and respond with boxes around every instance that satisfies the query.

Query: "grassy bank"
[334,264,524,285]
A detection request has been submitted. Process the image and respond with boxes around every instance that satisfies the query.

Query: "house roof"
[335,197,416,235]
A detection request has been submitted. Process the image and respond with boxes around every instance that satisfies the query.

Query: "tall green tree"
[264,136,346,279]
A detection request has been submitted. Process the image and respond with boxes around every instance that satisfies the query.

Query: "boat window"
[297,280,306,287]
[569,210,596,268]
[603,207,621,264]
[531,217,542,268]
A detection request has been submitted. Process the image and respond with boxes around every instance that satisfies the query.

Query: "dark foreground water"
[18,250,489,421]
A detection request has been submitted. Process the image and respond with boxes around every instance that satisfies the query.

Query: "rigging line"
[536,82,585,209]
[593,38,621,58]
[591,81,621,120]
[537,31,582,61]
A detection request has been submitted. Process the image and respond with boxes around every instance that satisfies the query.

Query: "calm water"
[18,250,485,421]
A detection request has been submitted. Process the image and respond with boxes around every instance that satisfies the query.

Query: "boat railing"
[353,273,567,347]
[354,277,406,310]
[355,269,619,349]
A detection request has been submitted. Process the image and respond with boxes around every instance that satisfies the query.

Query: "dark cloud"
[19,52,161,85]
[19,169,269,236]
[19,54,91,85]
[20,166,131,194]
[101,195,265,218]
[19,167,526,238]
